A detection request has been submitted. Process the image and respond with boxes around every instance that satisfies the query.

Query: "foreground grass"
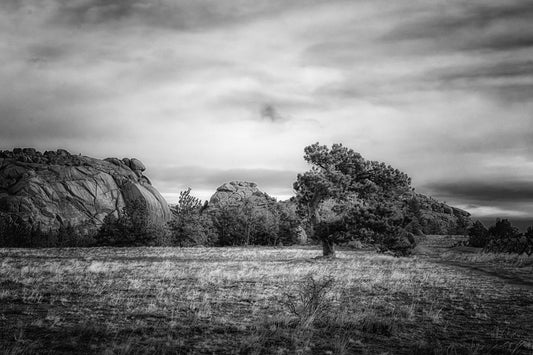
[1,244,532,354]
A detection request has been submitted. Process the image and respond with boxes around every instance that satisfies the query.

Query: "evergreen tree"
[467,220,489,247]
[169,188,216,247]
[294,143,415,257]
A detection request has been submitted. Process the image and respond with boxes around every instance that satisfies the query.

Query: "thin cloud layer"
[1,0,532,222]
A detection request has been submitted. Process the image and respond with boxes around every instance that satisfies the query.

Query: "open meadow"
[1,236,533,354]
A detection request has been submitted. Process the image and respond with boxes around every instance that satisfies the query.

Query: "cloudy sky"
[1,0,532,225]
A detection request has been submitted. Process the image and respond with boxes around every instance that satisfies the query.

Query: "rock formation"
[208,181,276,209]
[0,148,171,235]
[414,193,471,234]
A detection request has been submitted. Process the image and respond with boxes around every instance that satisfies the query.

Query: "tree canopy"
[294,143,416,257]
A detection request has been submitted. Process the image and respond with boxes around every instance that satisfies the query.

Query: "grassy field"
[1,236,533,354]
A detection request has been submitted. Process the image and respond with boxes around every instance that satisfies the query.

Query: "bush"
[282,274,336,328]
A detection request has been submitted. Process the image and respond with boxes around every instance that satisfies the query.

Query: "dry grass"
[443,250,533,267]
[0,243,532,354]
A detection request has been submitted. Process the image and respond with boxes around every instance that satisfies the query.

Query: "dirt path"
[416,236,533,291]
[429,258,533,290]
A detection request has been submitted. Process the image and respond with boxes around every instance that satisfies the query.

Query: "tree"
[210,198,278,246]
[523,227,533,255]
[96,198,168,246]
[168,188,216,246]
[211,206,244,246]
[209,197,301,247]
[467,220,489,247]
[276,201,303,245]
[174,188,203,215]
[454,212,470,235]
[488,219,520,240]
[293,143,414,257]
[404,196,424,236]
[481,219,533,254]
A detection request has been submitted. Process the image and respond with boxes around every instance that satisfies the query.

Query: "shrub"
[282,274,336,328]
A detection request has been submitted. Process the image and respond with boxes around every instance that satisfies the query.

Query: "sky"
[1,0,533,226]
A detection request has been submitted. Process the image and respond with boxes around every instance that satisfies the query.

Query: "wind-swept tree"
[293,143,415,257]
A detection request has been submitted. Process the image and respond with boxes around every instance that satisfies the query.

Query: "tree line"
[0,188,302,248]
[2,142,532,257]
[467,219,533,255]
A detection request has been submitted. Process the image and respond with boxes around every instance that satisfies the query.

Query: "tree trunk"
[322,239,336,258]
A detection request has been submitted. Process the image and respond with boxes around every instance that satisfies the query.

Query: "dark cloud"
[424,179,533,203]
[55,0,139,25]
[425,60,533,102]
[475,35,533,52]
[438,61,533,81]
[419,179,533,228]
[260,104,285,122]
[307,3,533,105]
[50,0,332,30]
[384,1,533,52]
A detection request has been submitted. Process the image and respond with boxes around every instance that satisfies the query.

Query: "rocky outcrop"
[414,193,471,234]
[208,181,276,209]
[0,148,171,235]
